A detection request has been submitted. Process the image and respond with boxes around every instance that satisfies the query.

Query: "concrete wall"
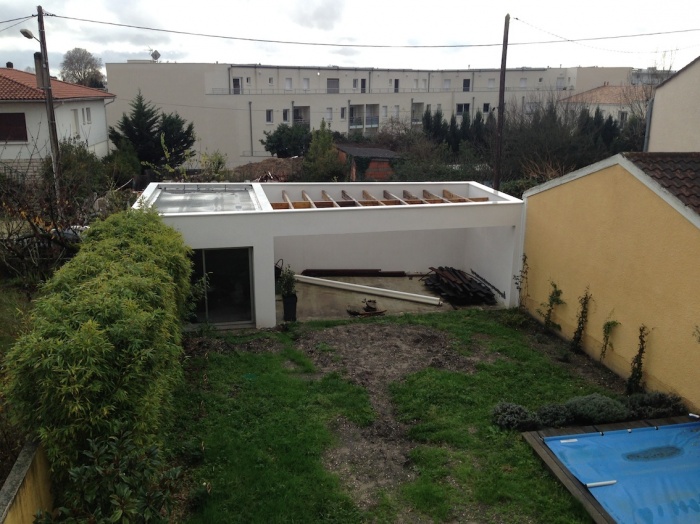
[523,163,700,410]
[0,443,52,524]
[647,59,700,152]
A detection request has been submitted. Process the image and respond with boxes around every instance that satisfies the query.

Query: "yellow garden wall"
[523,164,700,410]
[1,443,52,524]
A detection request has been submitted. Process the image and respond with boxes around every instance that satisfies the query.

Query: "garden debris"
[423,266,497,306]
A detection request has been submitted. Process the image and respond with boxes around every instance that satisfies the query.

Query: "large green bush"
[2,209,191,515]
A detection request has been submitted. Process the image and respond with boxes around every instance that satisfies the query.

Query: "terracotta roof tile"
[336,144,399,158]
[563,84,648,106]
[623,152,700,215]
[0,68,114,101]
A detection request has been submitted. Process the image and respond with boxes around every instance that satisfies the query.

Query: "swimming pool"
[545,421,700,523]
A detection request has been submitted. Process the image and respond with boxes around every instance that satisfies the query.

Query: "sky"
[1,1,698,79]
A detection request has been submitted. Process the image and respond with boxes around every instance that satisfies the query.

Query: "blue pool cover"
[545,422,700,523]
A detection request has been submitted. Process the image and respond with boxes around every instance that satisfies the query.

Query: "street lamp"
[21,6,62,212]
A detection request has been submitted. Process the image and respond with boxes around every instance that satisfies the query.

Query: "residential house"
[105,62,633,169]
[0,62,115,178]
[561,83,649,126]
[646,56,700,152]
[522,152,700,410]
[336,145,400,181]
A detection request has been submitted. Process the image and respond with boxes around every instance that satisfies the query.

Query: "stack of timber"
[423,267,496,306]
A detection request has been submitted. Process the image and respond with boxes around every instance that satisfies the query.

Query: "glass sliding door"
[192,248,253,325]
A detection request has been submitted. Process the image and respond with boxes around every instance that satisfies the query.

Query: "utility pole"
[493,14,509,192]
[36,5,62,211]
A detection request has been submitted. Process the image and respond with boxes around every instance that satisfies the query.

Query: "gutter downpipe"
[643,97,654,152]
[248,101,253,157]
[295,275,442,306]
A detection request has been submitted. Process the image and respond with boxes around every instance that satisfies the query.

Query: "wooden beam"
[341,190,361,206]
[403,190,429,204]
[281,190,294,209]
[443,189,470,203]
[321,190,340,207]
[423,190,450,203]
[383,190,408,205]
[301,190,317,208]
[362,190,385,205]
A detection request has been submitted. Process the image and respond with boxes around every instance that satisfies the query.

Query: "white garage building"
[139,181,523,328]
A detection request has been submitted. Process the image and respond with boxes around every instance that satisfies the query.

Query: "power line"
[50,13,700,52]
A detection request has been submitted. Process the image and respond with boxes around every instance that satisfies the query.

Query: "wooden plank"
[292,201,312,209]
[321,190,340,207]
[271,202,290,210]
[362,190,385,205]
[301,191,317,208]
[422,190,449,203]
[341,190,361,206]
[383,190,408,205]
[403,190,429,204]
[282,190,295,208]
[523,431,614,524]
[443,189,470,203]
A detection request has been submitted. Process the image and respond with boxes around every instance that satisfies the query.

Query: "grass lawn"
[170,309,616,523]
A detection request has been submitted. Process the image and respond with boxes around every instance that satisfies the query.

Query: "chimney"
[5,62,12,69]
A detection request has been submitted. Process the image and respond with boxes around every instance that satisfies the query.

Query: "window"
[394,79,399,93]
[265,109,273,123]
[456,103,470,116]
[538,77,543,83]
[246,77,251,84]
[268,77,274,85]
[519,78,527,88]
[327,78,339,94]
[360,79,366,93]
[353,79,358,89]
[393,105,399,118]
[483,103,490,113]
[443,79,451,91]
[413,79,418,89]
[340,107,346,119]
[284,78,292,90]
[302,78,310,91]
[422,79,427,90]
[326,107,333,121]
[556,77,565,90]
[0,113,28,141]
[232,78,242,94]
[282,109,289,122]
[81,107,92,125]
[487,78,496,89]
[618,111,628,126]
[72,109,80,137]
[381,105,388,118]
[436,104,442,112]
[462,79,471,92]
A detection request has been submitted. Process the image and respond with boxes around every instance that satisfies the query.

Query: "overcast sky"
[2,1,698,79]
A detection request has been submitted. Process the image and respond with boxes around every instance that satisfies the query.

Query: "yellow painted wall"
[524,164,700,410]
[3,445,52,524]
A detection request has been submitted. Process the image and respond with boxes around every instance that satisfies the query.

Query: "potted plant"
[279,265,297,322]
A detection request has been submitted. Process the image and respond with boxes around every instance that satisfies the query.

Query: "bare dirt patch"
[295,323,492,511]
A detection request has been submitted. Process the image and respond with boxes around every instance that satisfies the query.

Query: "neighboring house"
[336,145,399,181]
[0,62,115,178]
[646,56,700,152]
[105,61,633,168]
[138,180,523,328]
[561,83,649,125]
[522,152,700,410]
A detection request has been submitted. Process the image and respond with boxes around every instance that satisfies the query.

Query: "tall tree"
[60,48,105,87]
[302,119,345,182]
[108,92,196,172]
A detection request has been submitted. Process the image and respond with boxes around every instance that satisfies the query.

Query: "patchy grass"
[171,309,611,523]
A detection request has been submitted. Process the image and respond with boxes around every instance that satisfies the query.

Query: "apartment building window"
[265,109,273,123]
[413,79,418,89]
[282,109,289,122]
[353,79,358,89]
[426,104,431,113]
[393,79,399,93]
[456,103,470,116]
[246,77,251,84]
[81,107,92,124]
[326,107,333,121]
[422,79,427,90]
[284,78,292,90]
[268,77,274,86]
[381,106,388,118]
[538,77,543,83]
[232,78,242,94]
[483,103,490,113]
[340,107,346,119]
[462,79,470,92]
[361,79,366,93]
[487,78,495,89]
[302,78,310,91]
[436,104,441,112]
[0,113,28,141]
[556,77,565,90]
[393,105,400,118]
[443,79,451,91]
[327,78,340,94]
[519,78,527,87]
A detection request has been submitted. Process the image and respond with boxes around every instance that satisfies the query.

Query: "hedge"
[2,208,192,515]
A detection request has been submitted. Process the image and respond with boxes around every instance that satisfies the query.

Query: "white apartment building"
[105,62,632,168]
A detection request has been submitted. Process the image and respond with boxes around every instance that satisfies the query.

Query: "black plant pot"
[282,294,297,322]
